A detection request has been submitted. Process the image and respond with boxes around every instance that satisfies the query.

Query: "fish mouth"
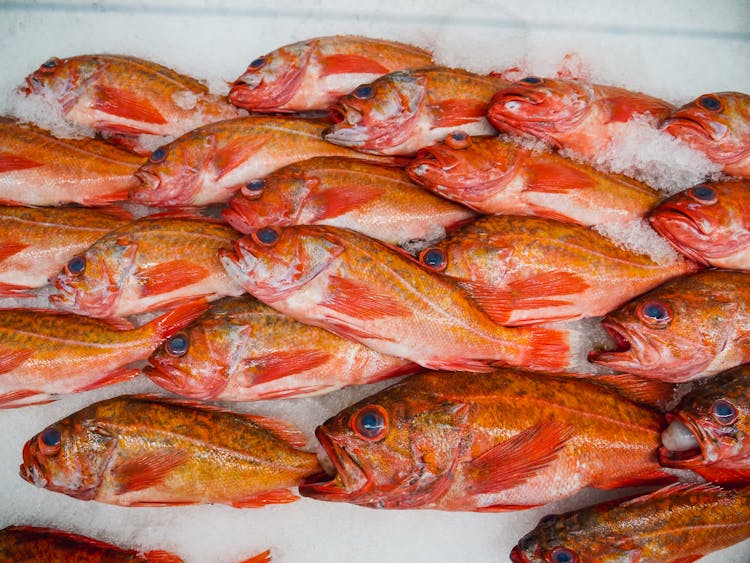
[133,169,162,196]
[509,546,532,563]
[217,240,258,290]
[324,102,369,147]
[588,320,648,368]
[411,146,460,174]
[49,278,77,309]
[663,114,717,141]
[658,412,707,468]
[20,441,48,488]
[648,210,712,265]
[143,363,192,397]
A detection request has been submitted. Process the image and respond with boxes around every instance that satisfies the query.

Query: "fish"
[323,67,508,155]
[662,91,750,178]
[222,156,476,245]
[588,270,750,382]
[649,180,750,270]
[510,483,750,562]
[49,217,244,319]
[0,118,143,206]
[20,394,321,507]
[0,301,206,408]
[228,35,433,113]
[219,225,578,373]
[131,116,402,206]
[146,295,420,401]
[660,365,750,485]
[0,205,130,298]
[299,369,674,511]
[407,132,661,226]
[417,215,700,326]
[487,76,674,159]
[21,54,243,155]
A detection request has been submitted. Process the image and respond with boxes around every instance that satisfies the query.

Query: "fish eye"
[688,185,718,205]
[636,300,672,328]
[520,76,543,85]
[249,56,267,70]
[65,256,86,276]
[165,333,189,357]
[352,84,375,100]
[419,247,448,271]
[246,179,265,192]
[352,405,389,441]
[40,57,60,72]
[697,94,722,112]
[445,130,472,150]
[712,399,738,426]
[550,546,577,563]
[252,226,280,246]
[38,427,62,456]
[149,146,169,163]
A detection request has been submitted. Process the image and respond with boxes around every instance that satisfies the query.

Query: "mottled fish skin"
[19,395,321,507]
[50,217,244,319]
[662,91,750,179]
[223,156,476,245]
[511,483,750,563]
[22,54,243,155]
[229,35,433,113]
[299,369,672,511]
[408,132,660,226]
[146,295,420,402]
[323,67,508,155]
[0,119,142,206]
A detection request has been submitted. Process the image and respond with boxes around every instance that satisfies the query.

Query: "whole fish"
[649,180,750,269]
[323,67,508,155]
[49,217,244,318]
[146,295,420,401]
[418,215,699,326]
[299,369,673,510]
[487,76,674,159]
[0,301,206,408]
[229,35,433,113]
[660,365,750,485]
[588,270,750,382]
[132,116,401,207]
[662,91,750,178]
[223,156,476,245]
[407,132,660,225]
[510,483,750,563]
[219,225,575,373]
[20,395,321,507]
[0,205,130,298]
[21,54,243,155]
[0,119,143,206]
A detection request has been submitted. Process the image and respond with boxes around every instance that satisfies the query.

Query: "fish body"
[649,180,750,270]
[219,225,575,373]
[20,395,321,507]
[50,218,244,318]
[407,133,660,225]
[223,156,475,245]
[0,205,129,298]
[510,483,750,562]
[422,215,699,326]
[487,77,674,159]
[229,35,433,113]
[323,67,507,155]
[662,91,750,178]
[299,369,672,511]
[589,270,750,382]
[146,295,420,401]
[132,116,400,206]
[21,54,243,154]
[0,119,142,206]
[0,302,205,408]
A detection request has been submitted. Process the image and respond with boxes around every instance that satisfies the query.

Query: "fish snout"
[133,168,162,196]
[20,441,47,488]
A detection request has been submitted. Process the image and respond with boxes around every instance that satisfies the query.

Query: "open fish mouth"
[658,413,706,467]
[298,427,369,500]
[412,146,460,173]
[588,320,633,364]
[133,169,162,195]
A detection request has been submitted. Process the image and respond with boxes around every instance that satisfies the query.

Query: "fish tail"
[520,326,571,371]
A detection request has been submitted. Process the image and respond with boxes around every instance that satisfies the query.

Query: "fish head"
[21,55,101,111]
[663,92,750,164]
[323,70,427,151]
[418,232,504,282]
[228,40,314,111]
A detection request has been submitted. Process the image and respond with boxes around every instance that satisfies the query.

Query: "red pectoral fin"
[73,367,142,393]
[0,348,33,374]
[322,275,411,320]
[0,389,53,409]
[319,54,389,77]
[523,160,597,193]
[431,99,490,128]
[244,349,331,385]
[231,488,299,508]
[135,260,210,297]
[240,413,310,448]
[310,184,385,220]
[604,95,674,123]
[0,152,43,173]
[92,85,168,124]
[214,135,270,180]
[81,186,133,206]
[113,450,190,494]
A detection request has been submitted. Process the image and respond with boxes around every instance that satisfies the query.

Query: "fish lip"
[20,442,48,488]
[663,114,716,141]
[509,546,531,563]
[133,169,162,196]
[412,146,459,173]
[298,428,369,500]
[658,412,708,467]
[649,210,712,266]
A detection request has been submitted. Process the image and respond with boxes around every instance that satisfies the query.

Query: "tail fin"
[516,326,571,372]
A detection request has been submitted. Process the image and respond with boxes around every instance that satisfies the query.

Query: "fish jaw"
[20,441,48,489]
[658,412,710,469]
[217,240,260,291]
[509,546,534,563]
[131,164,199,207]
[648,208,713,265]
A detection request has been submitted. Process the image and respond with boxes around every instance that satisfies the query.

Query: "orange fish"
[589,270,750,382]
[650,180,750,269]
[0,118,143,206]
[0,205,130,298]
[510,483,750,562]
[323,67,508,155]
[229,35,433,113]
[49,217,244,318]
[299,369,673,510]
[219,225,575,373]
[662,91,750,178]
[20,395,321,507]
[132,116,401,206]
[0,301,206,408]
[487,76,674,159]
[223,156,475,245]
[407,132,660,225]
[418,215,699,326]
[146,295,420,401]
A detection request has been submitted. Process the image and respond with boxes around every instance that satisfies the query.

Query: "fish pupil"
[421,248,447,270]
[67,256,86,275]
[520,76,542,84]
[166,334,189,357]
[353,85,374,100]
[246,179,265,191]
[698,95,721,111]
[249,57,266,69]
[692,186,716,201]
[256,227,279,245]
[644,304,666,320]
[41,427,61,447]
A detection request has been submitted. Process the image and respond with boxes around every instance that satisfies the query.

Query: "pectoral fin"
[243,349,331,385]
[113,449,190,494]
[135,260,210,297]
[322,275,411,320]
[92,85,168,125]
[319,55,389,77]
